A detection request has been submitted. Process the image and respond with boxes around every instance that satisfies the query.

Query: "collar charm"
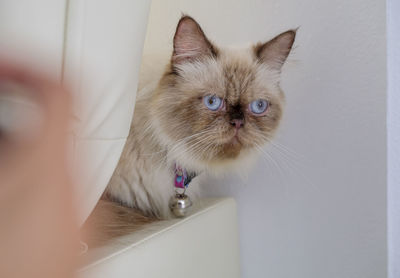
[169,165,195,217]
[174,166,194,188]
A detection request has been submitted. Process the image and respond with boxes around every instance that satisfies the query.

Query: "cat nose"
[230,119,244,129]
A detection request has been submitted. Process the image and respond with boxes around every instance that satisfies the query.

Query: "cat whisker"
[254,137,316,190]
[170,133,219,162]
[268,140,305,161]
[142,128,216,157]
[253,143,286,181]
[256,134,304,164]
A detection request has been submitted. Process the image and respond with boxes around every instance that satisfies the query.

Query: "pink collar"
[174,164,196,189]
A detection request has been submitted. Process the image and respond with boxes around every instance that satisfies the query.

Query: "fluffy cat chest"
[107,146,201,219]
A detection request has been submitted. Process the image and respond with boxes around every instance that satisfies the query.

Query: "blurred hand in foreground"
[0,62,78,278]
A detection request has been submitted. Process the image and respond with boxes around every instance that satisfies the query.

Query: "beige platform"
[79,198,241,278]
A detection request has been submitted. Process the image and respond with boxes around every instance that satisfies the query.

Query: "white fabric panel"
[72,138,127,223]
[0,0,66,79]
[79,198,241,278]
[63,0,151,225]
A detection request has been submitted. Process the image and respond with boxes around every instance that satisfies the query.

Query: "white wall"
[143,1,387,277]
[387,0,399,277]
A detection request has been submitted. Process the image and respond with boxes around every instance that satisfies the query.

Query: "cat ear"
[254,30,296,71]
[172,16,218,64]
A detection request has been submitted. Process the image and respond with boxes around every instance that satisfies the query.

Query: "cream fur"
[105,16,295,219]
[107,49,283,218]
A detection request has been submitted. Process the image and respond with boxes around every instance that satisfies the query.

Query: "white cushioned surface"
[79,198,241,278]
[0,0,66,80]
[63,0,151,225]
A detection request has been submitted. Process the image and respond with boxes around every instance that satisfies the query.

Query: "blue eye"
[203,95,223,111]
[249,99,269,115]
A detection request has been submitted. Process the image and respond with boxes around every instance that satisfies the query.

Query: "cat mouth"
[228,133,242,146]
[230,136,241,145]
[216,133,243,159]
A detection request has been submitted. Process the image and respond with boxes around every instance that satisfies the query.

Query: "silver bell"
[169,193,192,217]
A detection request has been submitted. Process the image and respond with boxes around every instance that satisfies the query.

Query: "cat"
[83,15,295,246]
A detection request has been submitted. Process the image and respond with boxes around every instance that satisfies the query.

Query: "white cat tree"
[0,0,240,277]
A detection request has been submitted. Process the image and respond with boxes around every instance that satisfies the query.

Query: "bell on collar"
[169,193,192,217]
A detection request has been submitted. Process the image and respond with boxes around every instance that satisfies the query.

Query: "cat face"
[151,16,295,171]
